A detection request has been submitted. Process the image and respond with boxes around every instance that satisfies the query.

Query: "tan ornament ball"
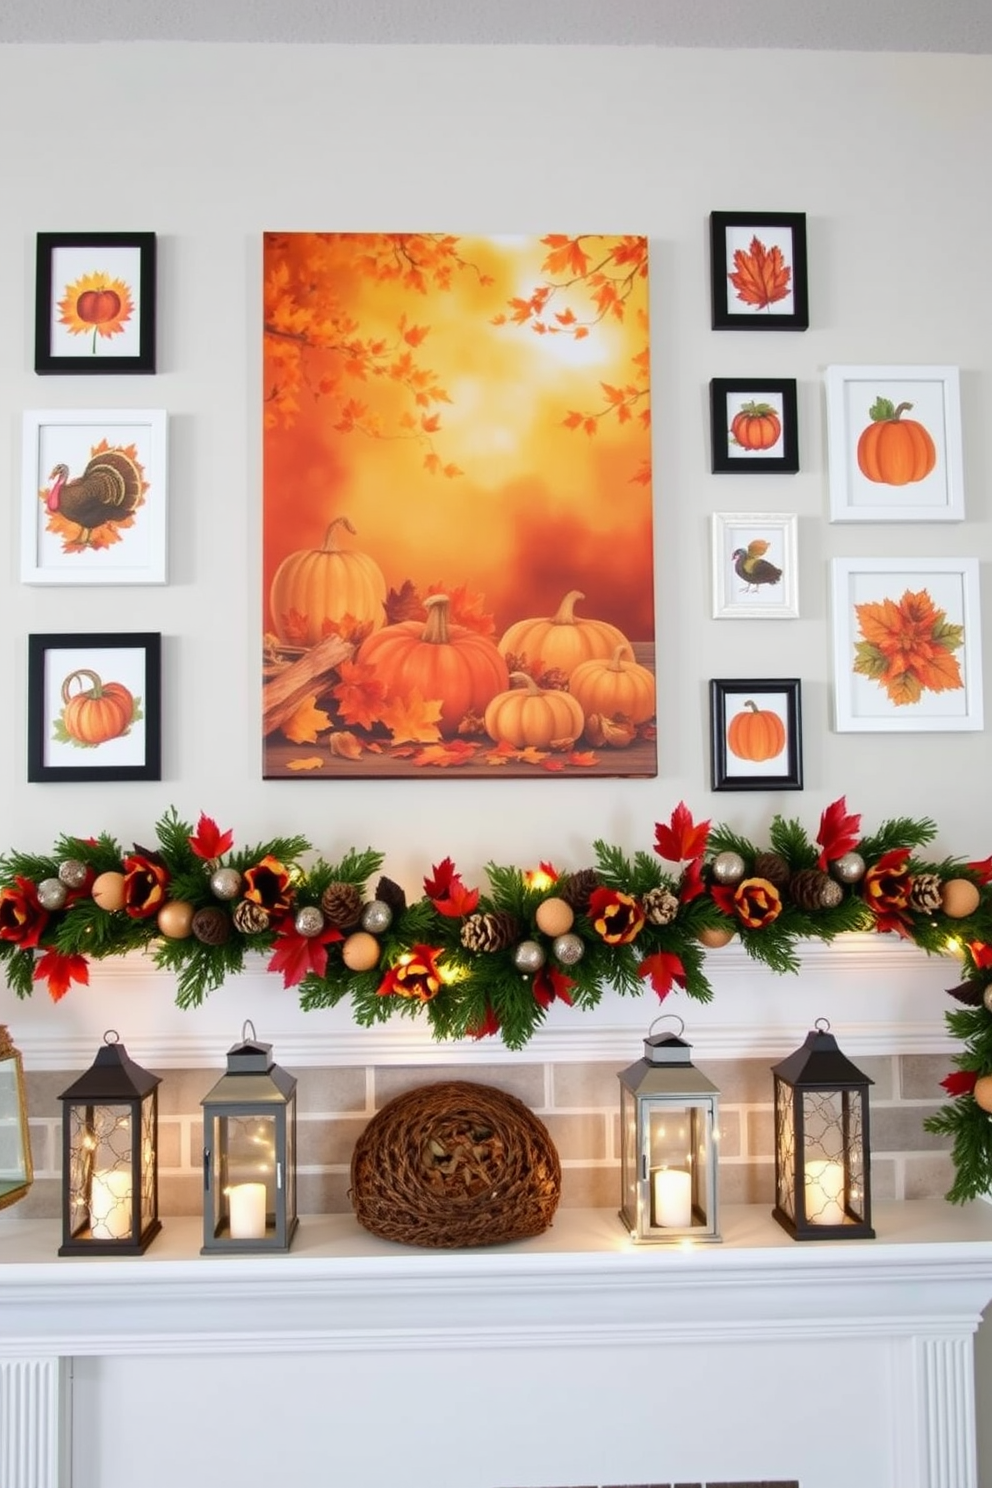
[92,871,126,913]
[342,930,381,972]
[534,896,575,938]
[697,925,735,948]
[157,900,195,939]
[973,1075,992,1114]
[941,878,981,920]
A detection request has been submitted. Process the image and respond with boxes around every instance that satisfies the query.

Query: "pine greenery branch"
[738,925,801,976]
[628,850,667,895]
[923,1099,992,1204]
[59,832,125,872]
[705,825,755,860]
[768,815,817,868]
[0,946,35,999]
[0,850,59,882]
[858,816,937,860]
[153,809,197,869]
[229,835,312,871]
[342,971,393,1025]
[170,941,248,1010]
[484,862,530,915]
[328,846,385,886]
[592,838,634,887]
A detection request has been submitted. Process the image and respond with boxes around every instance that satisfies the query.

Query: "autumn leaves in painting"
[262,233,656,778]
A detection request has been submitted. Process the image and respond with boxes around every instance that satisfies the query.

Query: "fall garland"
[1,799,991,1202]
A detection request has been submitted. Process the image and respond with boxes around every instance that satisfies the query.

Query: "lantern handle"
[814,1016,831,1033]
[103,1029,120,1045]
[241,1020,257,1043]
[649,1012,685,1038]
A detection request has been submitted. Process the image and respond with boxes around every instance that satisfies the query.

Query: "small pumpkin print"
[484,672,584,750]
[499,588,631,678]
[730,400,781,452]
[269,515,387,647]
[58,669,135,746]
[569,645,655,727]
[856,398,936,486]
[727,700,786,763]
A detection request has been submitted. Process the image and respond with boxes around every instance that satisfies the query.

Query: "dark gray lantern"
[0,1025,33,1212]
[772,1019,874,1241]
[201,1022,298,1253]
[618,1018,720,1243]
[58,1031,161,1255]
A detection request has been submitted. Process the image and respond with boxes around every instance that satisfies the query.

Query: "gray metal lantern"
[772,1019,874,1241]
[618,1019,720,1243]
[201,1022,298,1253]
[0,1025,33,1212]
[58,1031,161,1255]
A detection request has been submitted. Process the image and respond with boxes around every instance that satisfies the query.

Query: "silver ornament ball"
[712,851,747,885]
[819,877,844,909]
[832,852,866,884]
[513,939,547,974]
[58,858,88,890]
[210,867,243,901]
[37,877,68,912]
[553,932,585,966]
[361,899,393,934]
[295,905,326,938]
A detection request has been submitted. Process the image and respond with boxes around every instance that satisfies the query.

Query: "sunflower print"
[58,272,134,352]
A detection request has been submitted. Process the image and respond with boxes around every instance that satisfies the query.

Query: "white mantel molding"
[0,1201,991,1488]
[0,934,960,1068]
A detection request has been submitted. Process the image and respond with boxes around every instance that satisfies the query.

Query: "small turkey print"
[21,410,168,585]
[711,513,798,620]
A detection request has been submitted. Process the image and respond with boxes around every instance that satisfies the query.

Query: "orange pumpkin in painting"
[856,398,936,486]
[727,701,785,762]
[60,670,134,745]
[357,593,509,735]
[499,589,631,678]
[730,401,781,451]
[269,516,387,647]
[568,645,655,725]
[484,672,584,749]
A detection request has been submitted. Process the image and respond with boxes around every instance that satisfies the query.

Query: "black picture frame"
[28,633,162,783]
[710,377,799,474]
[35,232,156,374]
[710,211,808,331]
[709,678,803,792]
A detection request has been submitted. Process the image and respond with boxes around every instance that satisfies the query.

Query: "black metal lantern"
[201,1022,298,1253]
[58,1030,161,1255]
[618,1018,720,1243]
[0,1025,33,1212]
[772,1018,874,1241]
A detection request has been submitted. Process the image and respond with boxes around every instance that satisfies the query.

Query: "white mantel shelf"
[2,1199,992,1488]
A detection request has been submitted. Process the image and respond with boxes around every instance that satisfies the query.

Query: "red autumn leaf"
[533,966,576,1008]
[968,942,992,969]
[189,812,234,861]
[967,857,992,885]
[941,1069,979,1097]
[33,948,89,1002]
[434,879,480,918]
[729,236,792,310]
[424,858,456,899]
[267,924,342,989]
[709,884,736,917]
[679,856,706,903]
[538,861,559,883]
[636,951,688,1002]
[654,802,710,864]
[816,796,862,870]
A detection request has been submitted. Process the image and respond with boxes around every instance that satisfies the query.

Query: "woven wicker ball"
[350,1080,561,1248]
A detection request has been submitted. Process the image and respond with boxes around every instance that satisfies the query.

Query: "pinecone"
[191,906,231,946]
[461,911,520,953]
[321,881,363,929]
[753,852,791,889]
[233,899,271,934]
[910,873,943,914]
[789,869,843,912]
[642,886,679,925]
[559,868,599,914]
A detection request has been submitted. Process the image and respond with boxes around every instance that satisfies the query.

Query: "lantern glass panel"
[801,1088,868,1227]
[210,1112,278,1240]
[0,1060,29,1199]
[285,1106,297,1222]
[647,1102,708,1230]
[620,1085,638,1224]
[68,1102,134,1240]
[774,1076,796,1223]
[139,1092,156,1229]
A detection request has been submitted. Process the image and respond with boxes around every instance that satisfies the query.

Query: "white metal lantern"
[618,1018,720,1243]
[0,1025,32,1212]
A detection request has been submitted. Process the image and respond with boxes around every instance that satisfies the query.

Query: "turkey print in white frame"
[21,410,167,585]
[711,512,799,619]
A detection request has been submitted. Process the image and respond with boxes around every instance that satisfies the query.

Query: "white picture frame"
[711,512,799,619]
[825,364,964,523]
[21,409,168,585]
[830,557,983,732]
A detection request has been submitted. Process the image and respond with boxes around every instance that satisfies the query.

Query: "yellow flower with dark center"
[378,945,443,1003]
[242,855,292,917]
[58,272,134,352]
[589,886,645,945]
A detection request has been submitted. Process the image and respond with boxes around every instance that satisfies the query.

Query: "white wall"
[0,43,989,883]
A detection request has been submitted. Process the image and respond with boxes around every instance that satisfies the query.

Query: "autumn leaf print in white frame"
[711,513,798,620]
[21,410,168,585]
[830,557,983,732]
[825,365,964,522]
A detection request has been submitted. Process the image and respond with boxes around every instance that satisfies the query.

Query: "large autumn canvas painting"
[262,233,656,779]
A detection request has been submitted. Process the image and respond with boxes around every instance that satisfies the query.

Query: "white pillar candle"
[653,1167,692,1228]
[805,1159,846,1225]
[89,1169,132,1240]
[228,1182,267,1240]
